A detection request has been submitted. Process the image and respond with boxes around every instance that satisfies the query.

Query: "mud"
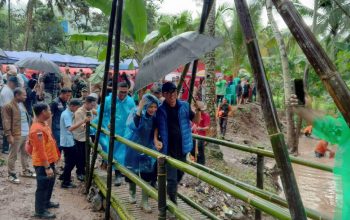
[0,156,103,220]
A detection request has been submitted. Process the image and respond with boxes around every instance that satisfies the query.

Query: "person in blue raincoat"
[92,82,135,186]
[124,94,159,213]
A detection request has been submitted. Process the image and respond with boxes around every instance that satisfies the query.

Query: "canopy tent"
[0,51,139,69]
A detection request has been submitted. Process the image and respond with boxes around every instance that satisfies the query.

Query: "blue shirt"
[60,108,75,147]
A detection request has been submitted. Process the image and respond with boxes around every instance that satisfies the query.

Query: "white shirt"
[0,85,14,107]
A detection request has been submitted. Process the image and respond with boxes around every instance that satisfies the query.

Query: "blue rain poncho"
[312,115,350,220]
[92,93,136,166]
[124,94,159,174]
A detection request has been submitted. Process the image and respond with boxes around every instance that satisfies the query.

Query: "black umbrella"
[134,31,222,91]
[15,54,60,73]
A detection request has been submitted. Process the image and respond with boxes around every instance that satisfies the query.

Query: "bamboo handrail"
[91,143,193,220]
[192,134,334,172]
[187,159,332,220]
[91,123,332,173]
[90,124,292,219]
[177,193,221,220]
[93,173,133,220]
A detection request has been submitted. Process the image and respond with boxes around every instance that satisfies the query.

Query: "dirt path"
[0,153,103,220]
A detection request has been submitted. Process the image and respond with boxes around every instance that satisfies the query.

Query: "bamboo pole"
[255,147,264,220]
[271,0,350,127]
[105,0,124,219]
[187,160,332,220]
[157,156,167,220]
[86,0,117,192]
[177,193,221,220]
[85,118,91,193]
[192,134,333,172]
[233,0,306,219]
[188,0,214,105]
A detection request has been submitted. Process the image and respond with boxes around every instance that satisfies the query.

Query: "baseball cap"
[161,82,177,93]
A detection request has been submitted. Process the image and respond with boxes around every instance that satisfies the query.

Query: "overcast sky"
[14,0,315,29]
[157,0,315,29]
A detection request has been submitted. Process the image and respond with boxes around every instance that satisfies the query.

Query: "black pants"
[219,117,228,136]
[191,140,206,165]
[34,164,56,214]
[75,140,86,176]
[166,155,186,204]
[61,146,77,184]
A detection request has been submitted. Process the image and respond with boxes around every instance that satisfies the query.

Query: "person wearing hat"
[0,76,19,154]
[154,81,201,204]
[72,96,96,182]
[191,101,210,165]
[59,98,83,188]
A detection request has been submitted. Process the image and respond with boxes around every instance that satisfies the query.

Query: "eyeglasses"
[119,91,128,94]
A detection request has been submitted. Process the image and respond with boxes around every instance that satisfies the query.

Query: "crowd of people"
[0,64,215,219]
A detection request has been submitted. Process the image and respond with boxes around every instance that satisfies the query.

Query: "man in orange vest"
[29,103,60,219]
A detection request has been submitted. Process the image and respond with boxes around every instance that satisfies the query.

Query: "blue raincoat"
[93,93,136,165]
[124,94,159,174]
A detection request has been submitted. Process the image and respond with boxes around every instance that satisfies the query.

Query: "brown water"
[290,136,336,218]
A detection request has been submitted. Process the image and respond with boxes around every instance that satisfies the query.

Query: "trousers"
[61,146,77,184]
[8,136,29,174]
[34,164,56,214]
[75,140,86,175]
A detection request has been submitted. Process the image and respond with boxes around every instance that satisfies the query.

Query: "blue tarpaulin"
[0,51,138,69]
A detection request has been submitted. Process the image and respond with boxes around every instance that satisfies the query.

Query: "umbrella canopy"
[0,48,7,58]
[134,31,222,92]
[15,54,60,73]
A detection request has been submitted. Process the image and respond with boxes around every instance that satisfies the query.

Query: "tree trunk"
[205,0,217,137]
[204,0,222,158]
[23,0,35,51]
[266,0,296,153]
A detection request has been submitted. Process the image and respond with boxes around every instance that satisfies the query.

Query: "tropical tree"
[204,0,217,139]
[266,0,297,153]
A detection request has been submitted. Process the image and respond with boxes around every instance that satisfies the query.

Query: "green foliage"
[123,0,148,43]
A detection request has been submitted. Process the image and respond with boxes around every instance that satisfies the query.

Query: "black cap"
[162,82,176,93]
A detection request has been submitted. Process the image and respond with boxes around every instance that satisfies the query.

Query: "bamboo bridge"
[84,0,350,219]
[84,123,332,220]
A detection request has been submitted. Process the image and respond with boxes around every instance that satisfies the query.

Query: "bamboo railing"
[90,124,292,219]
[89,123,333,220]
[192,134,333,172]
